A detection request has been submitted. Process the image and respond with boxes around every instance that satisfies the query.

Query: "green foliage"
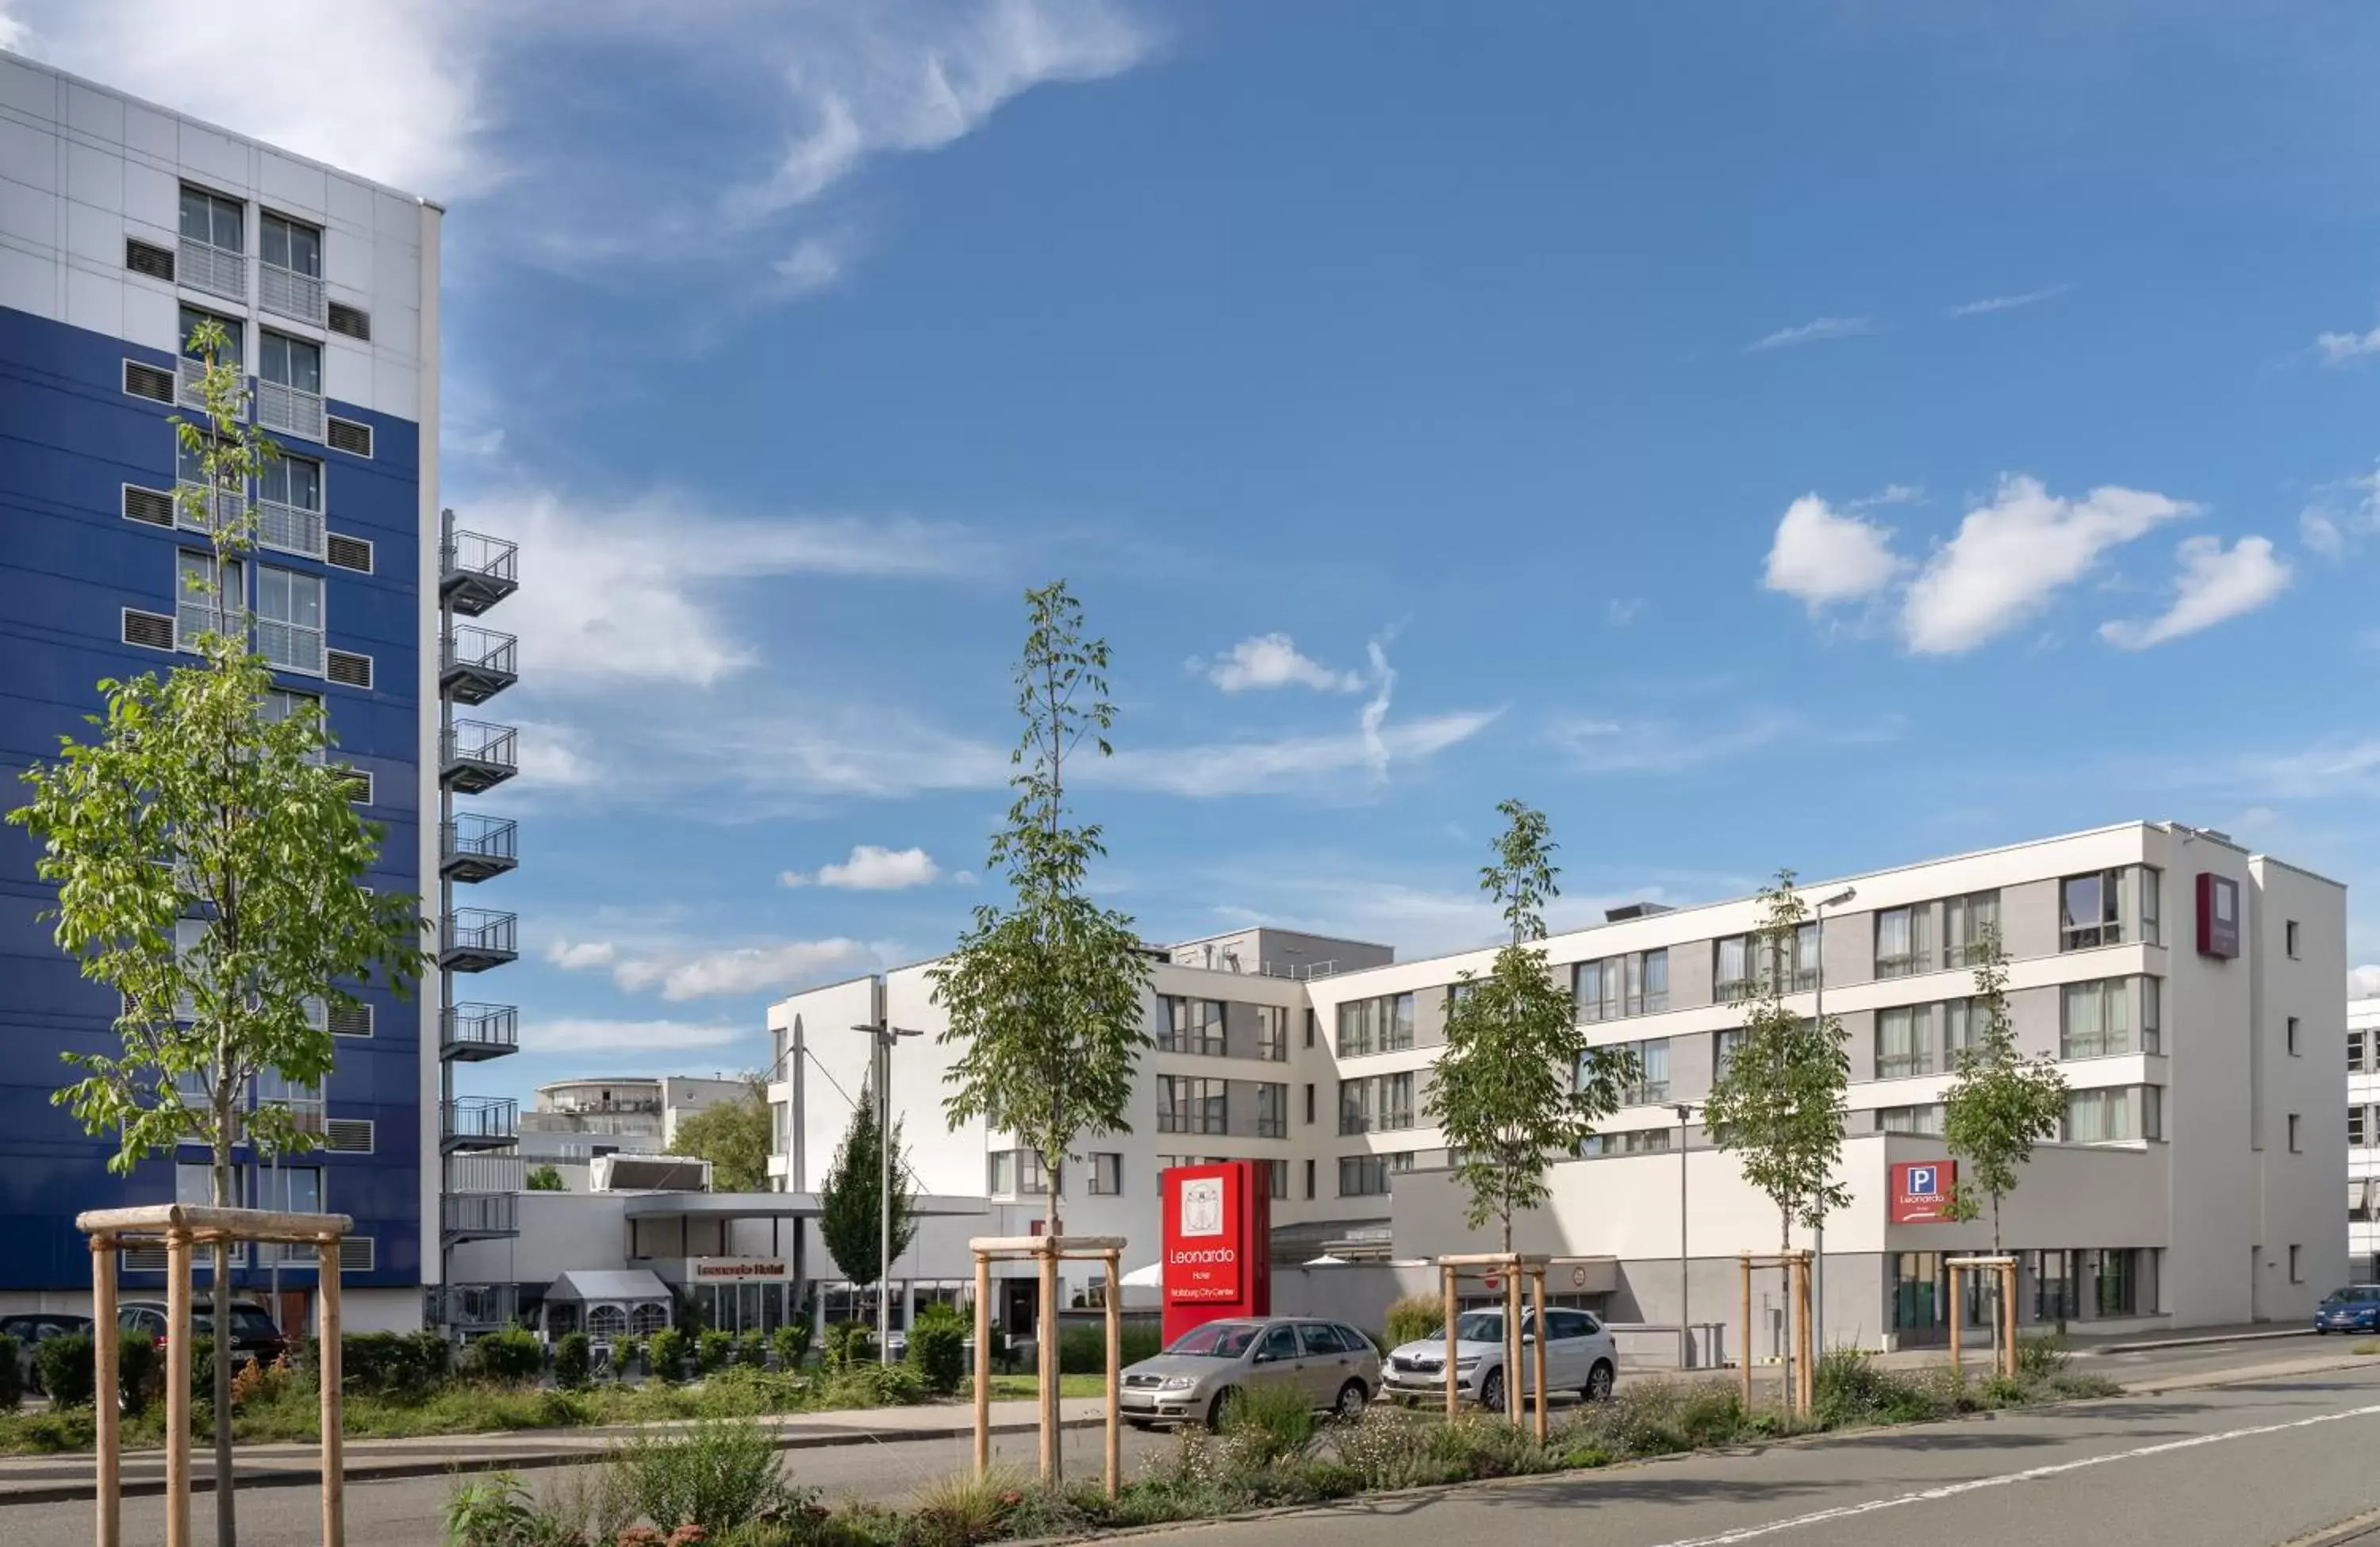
[34,1334,94,1407]
[1058,1322,1161,1373]
[441,1471,548,1547]
[819,1080,919,1289]
[646,1327,688,1384]
[1702,870,1852,1246]
[697,1328,734,1375]
[117,1335,160,1416]
[523,1164,566,1192]
[344,1330,451,1401]
[824,1321,875,1370]
[612,1335,644,1381]
[1426,800,1626,1249]
[466,1326,544,1385]
[551,1332,592,1391]
[735,1330,769,1369]
[0,1336,18,1411]
[1943,927,2071,1251]
[617,1416,811,1536]
[668,1075,774,1192]
[1384,1295,1442,1349]
[2014,1331,2071,1381]
[905,1306,966,1395]
[1215,1378,1319,1464]
[771,1319,812,1371]
[1811,1349,1952,1427]
[930,580,1154,1238]
[817,1360,923,1409]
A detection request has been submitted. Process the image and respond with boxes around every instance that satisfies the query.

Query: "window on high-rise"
[179,304,242,366]
[1576,950,1668,1020]
[2060,866,2157,951]
[1944,891,2001,965]
[2061,979,2132,1059]
[259,453,322,512]
[1337,992,1413,1056]
[261,211,321,278]
[1875,905,1934,979]
[260,330,322,395]
[1877,1004,1936,1079]
[1159,996,1226,1056]
[179,186,242,252]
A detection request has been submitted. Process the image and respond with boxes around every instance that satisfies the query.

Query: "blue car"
[2313,1284,2380,1334]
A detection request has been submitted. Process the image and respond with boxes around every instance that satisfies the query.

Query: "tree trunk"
[211,1120,237,1547]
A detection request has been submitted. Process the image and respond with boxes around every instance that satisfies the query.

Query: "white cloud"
[1552,711,1902,774]
[776,870,808,889]
[516,1017,748,1054]
[2303,509,2346,560]
[1948,285,2070,318]
[544,939,617,970]
[2354,965,2380,1000]
[2297,466,2380,562]
[1200,634,1364,693]
[815,845,941,889]
[2099,535,2290,651]
[0,0,497,197]
[1902,476,2196,654]
[1763,494,1905,608]
[1606,598,1645,628]
[2317,324,2380,363]
[1747,316,1875,352]
[774,232,858,298]
[551,934,883,1002]
[505,719,602,791]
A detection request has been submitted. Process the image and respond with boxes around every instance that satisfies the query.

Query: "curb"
[2284,1506,2380,1547]
[2079,1327,2316,1356]
[0,1415,1109,1506]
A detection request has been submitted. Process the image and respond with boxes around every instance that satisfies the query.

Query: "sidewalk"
[0,1396,1114,1505]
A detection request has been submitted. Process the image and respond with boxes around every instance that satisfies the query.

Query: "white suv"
[1381,1306,1617,1411]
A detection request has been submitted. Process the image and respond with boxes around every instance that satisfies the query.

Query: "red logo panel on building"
[1890,1160,1956,1225]
[1159,1161,1271,1345]
[2197,872,2240,958]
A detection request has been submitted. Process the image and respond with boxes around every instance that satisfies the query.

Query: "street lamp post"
[1810,885,1856,1361]
[854,1021,923,1366]
[1672,1102,1695,1368]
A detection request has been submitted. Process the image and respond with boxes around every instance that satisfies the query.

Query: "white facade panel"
[0,238,56,317]
[63,137,121,212]
[257,149,327,221]
[61,80,122,141]
[119,158,175,229]
[61,263,118,335]
[0,52,55,115]
[121,280,176,351]
[0,118,57,191]
[175,121,248,192]
[0,174,55,244]
[121,102,175,163]
[61,197,117,265]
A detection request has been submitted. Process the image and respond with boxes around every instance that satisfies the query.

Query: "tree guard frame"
[969,1234,1127,1497]
[1737,1250,1814,1414]
[1946,1254,2020,1382]
[1435,1253,1553,1440]
[77,1203,354,1547]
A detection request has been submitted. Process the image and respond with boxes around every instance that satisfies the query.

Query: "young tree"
[1702,870,1849,1395]
[666,1076,773,1192]
[817,1078,918,1287]
[1942,927,2071,1254]
[524,1164,566,1192]
[1426,800,1632,1255]
[7,321,421,1545]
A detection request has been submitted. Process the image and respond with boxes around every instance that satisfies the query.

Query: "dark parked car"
[117,1299,288,1368]
[2314,1284,2380,1334]
[0,1313,94,1394]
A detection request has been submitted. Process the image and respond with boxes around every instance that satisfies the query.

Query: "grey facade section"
[1824,908,1875,988]
[2002,878,2061,959]
[1670,939,1714,1012]
[1841,1008,1877,1085]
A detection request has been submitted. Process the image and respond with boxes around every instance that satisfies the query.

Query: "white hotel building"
[769,821,2344,1355]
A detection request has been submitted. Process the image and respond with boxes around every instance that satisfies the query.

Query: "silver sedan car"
[1119,1316,1383,1430]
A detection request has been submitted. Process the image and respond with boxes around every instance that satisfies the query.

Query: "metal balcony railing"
[440,813,518,884]
[257,616,324,675]
[257,378,327,442]
[440,719,517,793]
[441,1001,519,1061]
[255,498,325,559]
[259,261,327,325]
[442,1095,518,1150]
[432,1282,519,1332]
[178,237,246,304]
[175,597,232,651]
[441,1191,519,1240]
[439,908,518,973]
[439,528,519,616]
[440,625,518,704]
[175,356,217,412]
[173,479,244,536]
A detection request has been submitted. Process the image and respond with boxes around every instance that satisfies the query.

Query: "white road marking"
[1646,1402,2380,1547]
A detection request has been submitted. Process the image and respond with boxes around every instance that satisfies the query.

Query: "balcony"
[178,237,246,304]
[440,719,517,793]
[431,1282,519,1334]
[440,812,518,883]
[441,1001,519,1061]
[255,498,325,559]
[440,624,518,704]
[173,479,243,535]
[441,1191,519,1244]
[259,261,326,326]
[174,597,232,651]
[257,616,324,675]
[439,908,517,973]
[440,528,519,616]
[256,378,327,443]
[442,1095,518,1151]
[175,355,235,414]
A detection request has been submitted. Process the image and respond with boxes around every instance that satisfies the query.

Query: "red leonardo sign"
[1889,1160,1956,1225]
[1160,1161,1270,1345]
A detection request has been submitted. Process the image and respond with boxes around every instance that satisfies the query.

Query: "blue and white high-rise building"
[0,52,521,1330]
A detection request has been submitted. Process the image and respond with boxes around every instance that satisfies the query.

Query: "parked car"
[2314,1284,2380,1334]
[1381,1306,1617,1411]
[117,1299,288,1368]
[1118,1316,1381,1430]
[0,1313,94,1394]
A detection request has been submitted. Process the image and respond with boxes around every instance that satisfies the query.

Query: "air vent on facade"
[120,1247,170,1273]
[123,360,175,404]
[122,486,175,528]
[326,533,374,573]
[324,1119,374,1154]
[326,417,372,458]
[326,650,374,689]
[339,1237,374,1272]
[125,239,175,282]
[336,768,373,805]
[329,1003,374,1038]
[121,609,175,651]
[328,302,370,341]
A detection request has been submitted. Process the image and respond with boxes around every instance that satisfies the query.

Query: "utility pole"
[853,1019,921,1365]
[1810,885,1856,1361]
[1672,1101,1694,1368]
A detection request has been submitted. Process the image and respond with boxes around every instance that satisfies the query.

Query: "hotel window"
[1304,1158,1316,1199]
[1250,1157,1288,1200]
[2287,1015,2300,1058]
[1599,1038,1669,1106]
[1086,1153,1123,1196]
[1255,1082,1290,1138]
[1580,1128,1672,1157]
[1875,1104,1945,1136]
[1762,924,1818,993]
[1304,1010,1315,1049]
[1876,1004,1936,1079]
[2063,1087,2149,1144]
[2088,1248,2139,1316]
[1160,997,1226,1057]
[2353,1107,2370,1148]
[1337,992,1414,1057]
[255,565,324,674]
[1337,1152,1412,1198]
[1157,1076,1227,1135]
[262,687,326,764]
[2140,868,2162,946]
[260,329,322,397]
[1254,1004,1289,1062]
[1714,935,1760,1003]
[2287,920,2301,958]
[1303,1084,1315,1125]
[2142,977,2161,1055]
[180,185,243,251]
[1875,905,1933,979]
[987,1150,1050,1197]
[1943,996,1990,1061]
[260,211,321,278]
[179,304,243,367]
[1340,1072,1414,1134]
[175,549,243,645]
[2061,979,2133,1059]
[259,452,321,511]
[1576,950,1668,1020]
[2060,866,2155,951]
[1944,891,2001,966]
[2289,1113,2302,1154]
[2355,1031,2370,1073]
[2291,1245,2304,1284]
[1713,1027,1747,1081]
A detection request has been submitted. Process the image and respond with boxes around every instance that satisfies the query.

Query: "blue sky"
[10,1,2380,1094]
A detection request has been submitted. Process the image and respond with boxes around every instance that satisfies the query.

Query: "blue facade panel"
[0,304,423,1292]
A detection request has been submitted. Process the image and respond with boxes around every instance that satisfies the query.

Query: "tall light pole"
[853,1021,922,1365]
[1810,885,1856,1361]
[1672,1101,1695,1368]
